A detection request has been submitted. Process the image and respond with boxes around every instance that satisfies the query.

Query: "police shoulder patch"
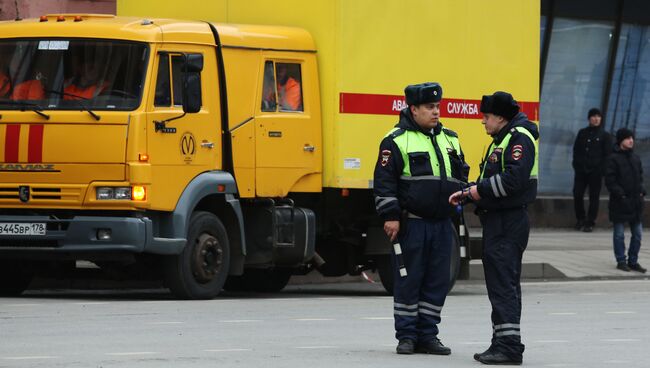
[511,144,523,160]
[380,149,392,167]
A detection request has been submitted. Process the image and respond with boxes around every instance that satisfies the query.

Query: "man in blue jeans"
[605,128,646,273]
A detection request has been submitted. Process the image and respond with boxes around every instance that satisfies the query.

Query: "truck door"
[146,48,221,209]
[254,56,322,196]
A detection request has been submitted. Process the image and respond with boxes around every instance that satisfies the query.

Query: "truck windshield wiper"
[0,99,50,120]
[45,90,101,121]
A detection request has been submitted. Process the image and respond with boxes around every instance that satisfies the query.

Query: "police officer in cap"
[449,91,539,365]
[374,82,468,355]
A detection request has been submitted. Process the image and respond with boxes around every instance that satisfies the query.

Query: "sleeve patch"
[511,144,523,160]
[381,149,392,167]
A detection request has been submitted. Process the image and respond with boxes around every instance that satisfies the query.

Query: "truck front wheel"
[164,211,230,299]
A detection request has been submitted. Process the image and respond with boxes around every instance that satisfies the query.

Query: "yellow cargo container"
[0,1,539,299]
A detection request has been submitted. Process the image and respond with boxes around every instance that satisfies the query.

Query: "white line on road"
[72,302,109,305]
[548,312,577,315]
[3,356,59,360]
[605,311,636,314]
[601,339,640,342]
[361,317,392,320]
[292,318,334,321]
[219,320,261,323]
[295,346,337,349]
[534,340,569,343]
[105,352,158,356]
[3,304,40,307]
[543,364,578,367]
[459,342,488,345]
[149,321,184,325]
[579,293,605,296]
[204,349,252,352]
[604,360,631,364]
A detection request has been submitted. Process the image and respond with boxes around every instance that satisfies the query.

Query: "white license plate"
[0,223,46,236]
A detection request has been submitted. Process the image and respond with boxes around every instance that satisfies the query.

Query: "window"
[153,53,202,108]
[261,60,303,112]
[154,54,170,106]
[0,39,148,110]
[607,24,650,185]
[539,18,614,194]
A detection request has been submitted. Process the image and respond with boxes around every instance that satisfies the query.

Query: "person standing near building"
[449,91,538,365]
[374,82,467,355]
[572,108,612,232]
[605,128,646,273]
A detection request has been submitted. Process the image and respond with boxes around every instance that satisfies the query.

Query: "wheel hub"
[191,233,223,283]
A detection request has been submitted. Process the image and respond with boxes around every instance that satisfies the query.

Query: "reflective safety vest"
[388,127,461,181]
[480,127,538,180]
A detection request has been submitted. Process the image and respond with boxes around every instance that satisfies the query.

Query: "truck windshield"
[0,39,148,111]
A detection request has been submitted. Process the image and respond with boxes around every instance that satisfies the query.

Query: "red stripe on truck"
[28,124,44,163]
[4,124,20,163]
[339,93,539,121]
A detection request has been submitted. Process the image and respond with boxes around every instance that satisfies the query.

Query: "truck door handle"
[303,145,315,152]
[201,141,215,149]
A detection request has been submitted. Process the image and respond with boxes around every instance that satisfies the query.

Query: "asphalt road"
[1,279,648,367]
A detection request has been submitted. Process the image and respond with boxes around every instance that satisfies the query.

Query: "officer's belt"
[475,205,527,216]
[400,175,464,184]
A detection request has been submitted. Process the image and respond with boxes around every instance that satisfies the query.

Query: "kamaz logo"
[0,164,58,172]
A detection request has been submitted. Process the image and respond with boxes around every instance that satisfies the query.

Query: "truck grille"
[0,185,83,204]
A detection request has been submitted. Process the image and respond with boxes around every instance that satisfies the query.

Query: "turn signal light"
[132,186,146,201]
[138,153,149,162]
[74,16,83,22]
[40,16,48,22]
[57,15,65,22]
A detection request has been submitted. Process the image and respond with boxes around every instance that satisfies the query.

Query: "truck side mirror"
[182,54,203,113]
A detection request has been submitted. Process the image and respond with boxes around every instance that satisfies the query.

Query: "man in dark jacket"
[605,128,646,273]
[572,108,612,232]
[450,91,539,365]
[374,82,467,355]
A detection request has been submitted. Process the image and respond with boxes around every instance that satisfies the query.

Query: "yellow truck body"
[0,1,539,298]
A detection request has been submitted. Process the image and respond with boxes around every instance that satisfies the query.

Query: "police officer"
[374,82,468,355]
[450,91,538,365]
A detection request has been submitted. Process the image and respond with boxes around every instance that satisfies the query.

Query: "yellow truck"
[0,0,539,298]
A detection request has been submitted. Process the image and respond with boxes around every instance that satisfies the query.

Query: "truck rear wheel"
[375,226,462,295]
[164,211,230,299]
[0,261,34,296]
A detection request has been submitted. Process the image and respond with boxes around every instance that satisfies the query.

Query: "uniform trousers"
[392,217,451,342]
[479,207,529,359]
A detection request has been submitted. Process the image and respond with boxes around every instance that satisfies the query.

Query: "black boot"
[396,339,415,354]
[617,262,631,271]
[415,338,451,355]
[474,346,494,361]
[478,351,522,365]
[628,263,647,273]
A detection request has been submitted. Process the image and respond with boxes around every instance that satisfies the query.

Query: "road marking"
[219,320,261,323]
[361,317,392,320]
[149,321,184,325]
[601,339,640,342]
[3,356,58,360]
[579,292,604,296]
[605,311,636,314]
[535,340,569,343]
[544,364,578,367]
[604,360,631,364]
[4,304,40,307]
[459,342,487,345]
[631,291,650,295]
[72,302,109,305]
[295,346,337,349]
[548,312,577,315]
[204,349,252,352]
[292,318,334,321]
[105,352,158,356]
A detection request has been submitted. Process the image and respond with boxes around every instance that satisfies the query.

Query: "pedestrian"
[604,128,646,273]
[374,82,468,355]
[572,108,612,232]
[449,91,538,365]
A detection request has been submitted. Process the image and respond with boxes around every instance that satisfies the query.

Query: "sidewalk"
[519,228,650,279]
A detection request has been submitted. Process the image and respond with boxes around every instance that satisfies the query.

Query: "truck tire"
[0,261,34,296]
[375,226,462,296]
[164,211,230,299]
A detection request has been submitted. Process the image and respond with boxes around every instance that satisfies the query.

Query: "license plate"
[0,223,46,236]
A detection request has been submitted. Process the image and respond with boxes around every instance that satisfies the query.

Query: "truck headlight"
[96,186,140,200]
